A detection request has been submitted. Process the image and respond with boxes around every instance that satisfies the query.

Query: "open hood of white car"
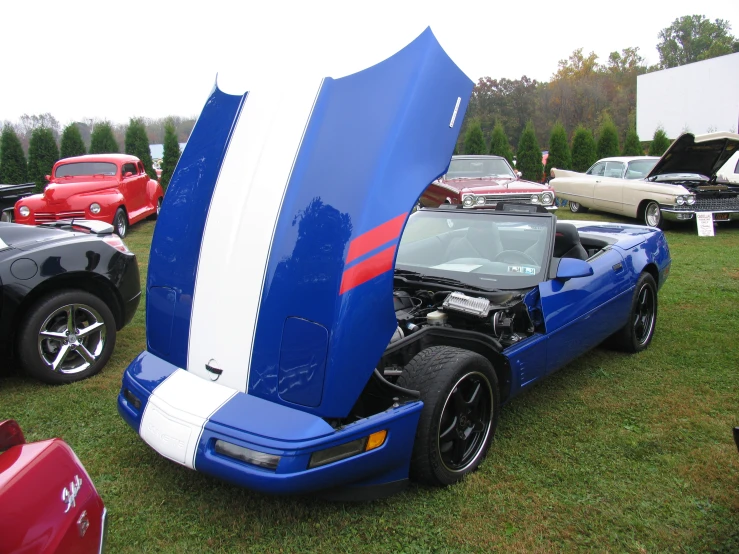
[646,132,739,180]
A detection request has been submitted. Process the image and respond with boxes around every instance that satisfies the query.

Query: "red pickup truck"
[14,154,163,237]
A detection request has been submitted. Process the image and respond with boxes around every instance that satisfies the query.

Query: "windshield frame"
[54,161,119,178]
[395,208,556,291]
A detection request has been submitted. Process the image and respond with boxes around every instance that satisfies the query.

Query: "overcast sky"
[1,0,737,125]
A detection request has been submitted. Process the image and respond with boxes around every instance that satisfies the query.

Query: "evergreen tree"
[60,123,86,158]
[648,128,671,156]
[27,128,59,192]
[517,121,543,182]
[571,126,598,172]
[161,119,182,191]
[489,121,514,165]
[463,121,486,155]
[545,122,571,176]
[89,122,119,154]
[596,115,620,159]
[0,126,28,184]
[622,128,643,156]
[125,118,156,179]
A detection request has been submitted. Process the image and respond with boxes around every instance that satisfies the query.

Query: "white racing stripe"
[186,78,323,392]
[140,369,237,468]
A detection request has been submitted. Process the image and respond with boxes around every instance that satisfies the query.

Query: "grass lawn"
[2,211,738,553]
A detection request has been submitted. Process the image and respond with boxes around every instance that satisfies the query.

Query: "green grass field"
[2,211,738,553]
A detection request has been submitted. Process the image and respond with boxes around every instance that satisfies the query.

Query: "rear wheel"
[149,197,163,221]
[612,273,657,353]
[569,201,588,213]
[114,207,128,237]
[18,290,117,384]
[397,346,499,486]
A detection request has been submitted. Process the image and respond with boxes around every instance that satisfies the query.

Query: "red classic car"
[13,154,164,237]
[0,420,107,553]
[420,155,557,210]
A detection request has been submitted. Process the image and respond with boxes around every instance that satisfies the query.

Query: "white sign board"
[696,212,715,237]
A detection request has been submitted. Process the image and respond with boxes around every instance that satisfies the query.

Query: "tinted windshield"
[55,162,118,177]
[625,159,658,179]
[396,210,553,290]
[446,158,515,179]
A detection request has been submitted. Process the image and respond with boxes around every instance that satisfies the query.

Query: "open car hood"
[145,28,473,418]
[646,132,739,180]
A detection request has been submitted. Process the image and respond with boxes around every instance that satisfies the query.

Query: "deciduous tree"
[489,121,513,164]
[125,118,156,179]
[545,122,571,176]
[657,15,739,69]
[0,126,28,184]
[517,121,543,182]
[89,122,119,154]
[463,120,486,155]
[60,123,86,158]
[161,119,182,191]
[648,128,671,156]
[571,126,597,172]
[27,128,59,192]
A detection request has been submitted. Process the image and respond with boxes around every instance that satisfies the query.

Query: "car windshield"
[625,159,658,179]
[445,158,515,179]
[396,210,553,291]
[55,162,118,178]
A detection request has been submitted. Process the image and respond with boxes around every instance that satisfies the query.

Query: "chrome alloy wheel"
[633,283,656,346]
[37,304,107,374]
[645,202,661,227]
[437,371,494,473]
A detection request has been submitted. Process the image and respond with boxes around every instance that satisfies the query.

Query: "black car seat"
[553,223,588,260]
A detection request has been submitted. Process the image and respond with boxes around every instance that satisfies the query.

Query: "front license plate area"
[713,213,729,221]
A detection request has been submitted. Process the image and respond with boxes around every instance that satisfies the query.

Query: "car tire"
[149,197,163,221]
[114,207,128,237]
[397,346,499,486]
[643,201,666,229]
[569,202,588,213]
[612,273,658,353]
[17,290,117,384]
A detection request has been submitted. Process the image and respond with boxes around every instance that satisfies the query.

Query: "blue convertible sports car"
[118,29,671,499]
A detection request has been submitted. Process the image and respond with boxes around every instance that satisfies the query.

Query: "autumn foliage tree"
[622,128,643,156]
[27,128,59,192]
[545,122,571,176]
[0,126,28,184]
[517,121,543,182]
[161,119,181,191]
[648,128,671,156]
[571,126,597,172]
[125,118,156,179]
[60,123,86,158]
[89,122,119,154]
[657,15,739,69]
[463,120,486,155]
[489,121,514,165]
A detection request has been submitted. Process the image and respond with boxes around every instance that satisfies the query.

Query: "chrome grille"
[672,197,739,212]
[35,211,86,222]
[483,194,534,205]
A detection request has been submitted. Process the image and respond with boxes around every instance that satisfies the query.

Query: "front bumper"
[118,351,423,495]
[660,207,739,222]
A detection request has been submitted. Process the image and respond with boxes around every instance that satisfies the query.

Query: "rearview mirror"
[556,258,594,280]
[516,171,522,178]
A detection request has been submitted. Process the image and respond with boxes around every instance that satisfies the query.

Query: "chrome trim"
[62,475,82,513]
[99,508,108,554]
[449,97,461,127]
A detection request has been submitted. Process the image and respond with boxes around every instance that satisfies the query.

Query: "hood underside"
[646,132,739,180]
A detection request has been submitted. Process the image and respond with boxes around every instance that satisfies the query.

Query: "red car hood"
[43,179,117,205]
[442,177,552,194]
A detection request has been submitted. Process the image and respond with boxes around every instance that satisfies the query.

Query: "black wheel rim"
[437,371,493,473]
[633,283,655,345]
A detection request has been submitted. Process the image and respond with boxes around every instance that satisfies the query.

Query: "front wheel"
[397,346,499,486]
[114,207,128,237]
[569,201,588,213]
[612,273,658,353]
[17,290,117,384]
[643,201,665,229]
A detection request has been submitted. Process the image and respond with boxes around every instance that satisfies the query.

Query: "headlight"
[90,202,101,214]
[462,195,475,208]
[687,195,696,205]
[530,194,540,204]
[540,192,554,205]
[475,195,485,205]
[675,196,685,205]
[19,206,30,217]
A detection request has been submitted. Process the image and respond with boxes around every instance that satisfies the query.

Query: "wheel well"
[642,263,660,287]
[637,199,656,219]
[11,273,125,350]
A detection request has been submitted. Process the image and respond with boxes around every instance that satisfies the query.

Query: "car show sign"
[696,212,715,236]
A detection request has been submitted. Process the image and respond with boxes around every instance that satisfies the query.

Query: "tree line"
[0,118,184,192]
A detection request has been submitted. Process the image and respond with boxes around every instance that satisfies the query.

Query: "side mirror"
[124,171,133,178]
[44,174,51,181]
[556,258,594,280]
[516,171,522,178]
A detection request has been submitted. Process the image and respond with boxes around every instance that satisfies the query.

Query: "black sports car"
[0,219,140,383]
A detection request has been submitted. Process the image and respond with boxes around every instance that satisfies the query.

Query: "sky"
[1,0,737,125]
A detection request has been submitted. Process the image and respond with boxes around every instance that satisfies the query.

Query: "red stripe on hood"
[345,213,407,264]
[340,244,397,295]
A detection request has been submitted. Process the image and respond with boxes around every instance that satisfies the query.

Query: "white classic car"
[551,132,739,228]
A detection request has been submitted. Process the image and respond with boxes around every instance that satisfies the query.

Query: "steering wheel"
[493,250,538,265]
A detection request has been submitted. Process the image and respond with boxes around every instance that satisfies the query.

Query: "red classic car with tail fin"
[421,155,557,210]
[0,420,107,553]
[13,154,163,237]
